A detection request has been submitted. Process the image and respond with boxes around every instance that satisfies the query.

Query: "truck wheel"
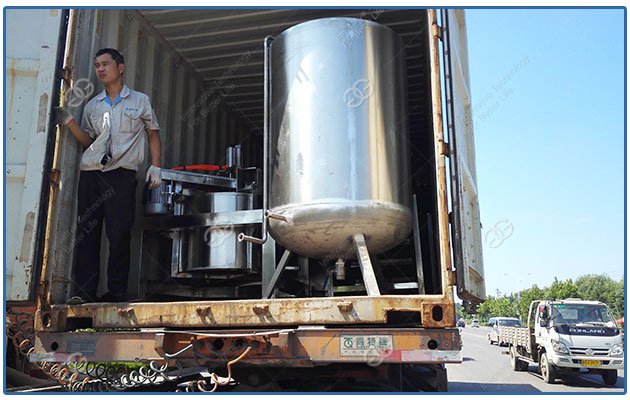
[601,370,618,386]
[401,364,448,392]
[509,346,519,371]
[434,365,448,392]
[510,346,528,371]
[539,352,556,384]
[488,335,494,345]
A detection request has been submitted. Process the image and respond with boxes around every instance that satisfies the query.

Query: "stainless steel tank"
[182,192,254,271]
[268,18,412,259]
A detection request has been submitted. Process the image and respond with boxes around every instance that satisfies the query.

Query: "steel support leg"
[263,249,292,299]
[261,237,276,297]
[353,234,381,296]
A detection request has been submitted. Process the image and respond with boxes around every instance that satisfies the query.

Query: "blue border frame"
[2,5,627,396]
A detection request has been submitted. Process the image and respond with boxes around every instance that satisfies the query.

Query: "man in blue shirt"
[57,48,162,303]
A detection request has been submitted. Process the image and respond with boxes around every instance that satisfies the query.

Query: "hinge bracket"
[433,25,444,41]
[440,141,450,157]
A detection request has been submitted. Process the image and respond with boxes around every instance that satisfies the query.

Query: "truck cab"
[532,299,623,385]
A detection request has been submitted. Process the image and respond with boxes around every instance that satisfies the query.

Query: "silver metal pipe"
[226,147,232,168]
[234,144,242,167]
[239,35,274,245]
[237,231,266,245]
[266,211,290,223]
[262,35,273,224]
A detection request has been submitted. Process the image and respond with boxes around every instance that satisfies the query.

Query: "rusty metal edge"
[32,326,462,366]
[38,295,455,331]
[428,9,456,293]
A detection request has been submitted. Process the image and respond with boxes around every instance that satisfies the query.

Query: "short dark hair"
[94,48,125,65]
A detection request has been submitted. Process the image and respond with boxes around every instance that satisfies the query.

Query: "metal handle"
[238,210,291,244]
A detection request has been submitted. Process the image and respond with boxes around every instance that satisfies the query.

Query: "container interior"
[46,9,443,303]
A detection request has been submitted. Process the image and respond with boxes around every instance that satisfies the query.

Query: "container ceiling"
[137,9,430,134]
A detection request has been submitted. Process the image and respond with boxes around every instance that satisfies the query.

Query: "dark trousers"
[74,168,137,300]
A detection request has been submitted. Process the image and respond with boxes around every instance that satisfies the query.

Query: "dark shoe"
[67,292,98,304]
[67,296,87,305]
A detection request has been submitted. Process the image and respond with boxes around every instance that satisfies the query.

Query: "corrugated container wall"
[44,9,258,303]
[5,9,65,302]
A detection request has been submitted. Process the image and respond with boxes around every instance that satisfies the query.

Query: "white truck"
[502,299,624,385]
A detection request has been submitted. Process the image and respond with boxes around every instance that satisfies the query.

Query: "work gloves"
[146,165,162,189]
[54,106,74,126]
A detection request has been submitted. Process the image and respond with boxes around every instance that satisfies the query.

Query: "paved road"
[447,326,625,393]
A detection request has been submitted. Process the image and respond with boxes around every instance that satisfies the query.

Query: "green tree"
[544,277,579,300]
[477,295,518,323]
[575,274,624,318]
[476,295,494,322]
[611,277,625,319]
[517,285,545,321]
[494,296,519,318]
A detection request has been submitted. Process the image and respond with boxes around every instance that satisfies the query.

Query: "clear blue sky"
[465,8,625,297]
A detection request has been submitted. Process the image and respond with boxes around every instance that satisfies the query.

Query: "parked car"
[471,319,480,328]
[487,317,521,345]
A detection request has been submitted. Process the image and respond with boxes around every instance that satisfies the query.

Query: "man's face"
[94,53,124,85]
